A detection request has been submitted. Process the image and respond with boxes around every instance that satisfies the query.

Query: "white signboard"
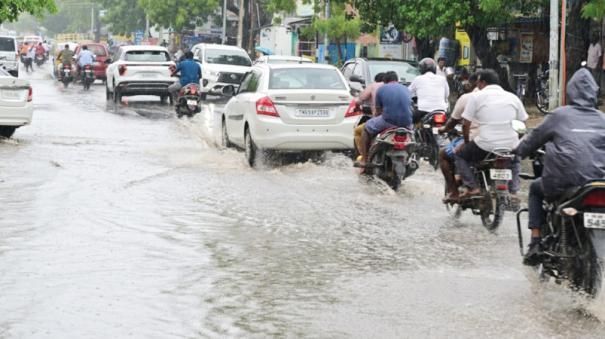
[379,44,403,59]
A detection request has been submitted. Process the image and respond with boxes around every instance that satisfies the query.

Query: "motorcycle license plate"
[187,99,197,106]
[64,70,70,75]
[490,169,512,180]
[85,70,92,73]
[585,213,605,229]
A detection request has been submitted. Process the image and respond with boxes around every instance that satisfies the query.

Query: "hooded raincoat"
[516,68,605,199]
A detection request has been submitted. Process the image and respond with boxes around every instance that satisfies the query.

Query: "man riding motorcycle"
[35,42,46,59]
[437,73,479,203]
[77,45,96,78]
[168,51,201,104]
[354,72,385,153]
[515,68,605,265]
[56,44,74,79]
[408,58,449,123]
[356,71,413,168]
[454,69,527,199]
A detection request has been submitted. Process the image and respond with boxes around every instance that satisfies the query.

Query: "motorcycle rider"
[168,51,201,104]
[354,72,385,153]
[409,58,449,123]
[438,73,479,203]
[454,69,527,199]
[35,42,46,60]
[77,45,96,79]
[357,71,413,168]
[515,68,605,266]
[56,44,74,79]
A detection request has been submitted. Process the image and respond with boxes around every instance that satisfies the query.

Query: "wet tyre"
[245,128,259,167]
[575,235,602,297]
[221,118,233,149]
[480,189,505,231]
[63,78,70,89]
[106,85,113,100]
[113,87,122,104]
[0,126,16,139]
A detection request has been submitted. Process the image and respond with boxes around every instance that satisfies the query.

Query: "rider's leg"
[525,178,546,265]
[359,128,370,166]
[167,82,182,104]
[454,141,488,196]
[510,157,521,194]
[354,123,365,155]
[439,148,457,200]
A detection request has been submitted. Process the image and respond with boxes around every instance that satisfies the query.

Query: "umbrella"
[255,46,273,55]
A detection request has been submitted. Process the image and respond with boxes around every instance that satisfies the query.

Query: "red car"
[74,43,109,82]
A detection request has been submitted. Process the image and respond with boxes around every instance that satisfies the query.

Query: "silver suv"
[0,36,18,77]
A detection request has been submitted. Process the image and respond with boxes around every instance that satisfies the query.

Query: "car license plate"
[432,127,439,134]
[490,169,512,180]
[2,90,20,100]
[85,69,92,73]
[585,213,605,229]
[187,99,197,106]
[140,72,157,78]
[296,108,329,117]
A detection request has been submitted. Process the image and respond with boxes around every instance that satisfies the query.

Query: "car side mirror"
[104,59,112,64]
[222,85,235,97]
[349,74,365,84]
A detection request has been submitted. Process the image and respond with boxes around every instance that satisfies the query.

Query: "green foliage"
[314,14,360,42]
[99,0,146,35]
[138,0,220,32]
[0,0,57,24]
[582,0,605,20]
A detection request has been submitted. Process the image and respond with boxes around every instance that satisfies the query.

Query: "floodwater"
[1,66,605,338]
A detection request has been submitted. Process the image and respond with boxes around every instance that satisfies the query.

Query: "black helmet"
[418,58,437,75]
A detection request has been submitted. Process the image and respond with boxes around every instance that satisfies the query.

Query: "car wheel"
[113,85,121,104]
[160,95,168,105]
[105,84,113,100]
[245,127,259,167]
[0,126,17,139]
[221,117,233,149]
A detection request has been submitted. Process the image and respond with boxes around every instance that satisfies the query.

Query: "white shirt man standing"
[587,35,602,88]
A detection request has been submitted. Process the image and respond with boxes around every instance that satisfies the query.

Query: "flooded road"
[1,72,605,338]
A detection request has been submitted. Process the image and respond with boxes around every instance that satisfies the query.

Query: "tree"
[138,0,220,33]
[314,13,360,64]
[0,0,57,25]
[98,0,146,35]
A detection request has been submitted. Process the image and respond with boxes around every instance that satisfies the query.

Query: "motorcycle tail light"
[393,134,407,150]
[256,96,279,117]
[345,100,361,118]
[27,86,32,102]
[433,112,446,124]
[189,85,199,95]
[119,65,127,76]
[582,190,605,207]
[496,184,508,191]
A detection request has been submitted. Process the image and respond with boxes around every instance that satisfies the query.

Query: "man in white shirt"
[587,34,601,87]
[436,57,447,77]
[454,69,528,198]
[409,58,449,123]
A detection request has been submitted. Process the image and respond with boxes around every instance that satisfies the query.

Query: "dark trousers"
[454,141,489,189]
[528,178,546,229]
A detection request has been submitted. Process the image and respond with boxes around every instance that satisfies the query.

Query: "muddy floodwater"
[1,69,605,338]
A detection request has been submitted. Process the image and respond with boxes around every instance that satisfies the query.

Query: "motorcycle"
[81,64,95,90]
[516,151,605,297]
[535,66,550,114]
[175,83,202,118]
[61,64,73,88]
[415,110,448,170]
[20,54,33,73]
[35,54,45,67]
[355,113,419,191]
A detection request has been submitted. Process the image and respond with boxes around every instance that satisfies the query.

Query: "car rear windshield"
[83,45,107,56]
[368,62,420,83]
[269,68,346,90]
[0,37,15,52]
[205,49,251,66]
[125,50,170,62]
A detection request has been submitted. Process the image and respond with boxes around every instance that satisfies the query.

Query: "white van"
[0,36,19,77]
[190,43,252,98]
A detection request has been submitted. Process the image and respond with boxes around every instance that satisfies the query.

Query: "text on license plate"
[2,90,20,99]
[296,108,329,117]
[187,100,197,106]
[490,169,512,180]
[585,213,605,229]
[139,72,157,78]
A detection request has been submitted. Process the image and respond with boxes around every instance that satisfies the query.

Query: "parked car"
[220,63,357,167]
[190,43,252,99]
[105,45,175,104]
[341,58,420,94]
[0,67,33,138]
[74,43,110,82]
[254,55,312,65]
[0,36,19,77]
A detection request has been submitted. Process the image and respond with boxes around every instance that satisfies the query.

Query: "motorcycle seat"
[555,179,605,205]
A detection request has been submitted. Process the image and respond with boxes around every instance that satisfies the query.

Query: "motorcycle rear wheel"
[480,188,505,231]
[575,235,602,297]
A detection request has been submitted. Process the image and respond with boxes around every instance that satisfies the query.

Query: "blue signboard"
[134,30,144,45]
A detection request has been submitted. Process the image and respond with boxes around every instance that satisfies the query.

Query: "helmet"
[418,58,437,75]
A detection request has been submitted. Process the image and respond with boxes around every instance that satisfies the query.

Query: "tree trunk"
[465,24,513,92]
[335,38,343,65]
[566,0,591,87]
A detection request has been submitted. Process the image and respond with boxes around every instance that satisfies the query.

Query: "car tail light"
[345,100,361,118]
[119,65,127,76]
[433,112,446,125]
[27,86,32,102]
[256,96,279,117]
[582,190,605,207]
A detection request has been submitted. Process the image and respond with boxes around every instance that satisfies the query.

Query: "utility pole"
[91,4,95,38]
[321,0,330,63]
[548,0,559,110]
[237,0,245,47]
[222,0,228,44]
[559,0,567,106]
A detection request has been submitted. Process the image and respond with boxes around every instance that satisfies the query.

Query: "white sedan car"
[221,63,359,167]
[0,67,33,138]
[105,45,175,103]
